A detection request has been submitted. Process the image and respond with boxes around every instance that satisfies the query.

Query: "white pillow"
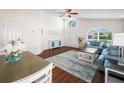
[87,41,91,46]
[100,42,104,47]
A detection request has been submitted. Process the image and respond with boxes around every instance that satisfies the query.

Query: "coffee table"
[78,47,98,64]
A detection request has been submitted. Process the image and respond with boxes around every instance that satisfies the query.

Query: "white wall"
[0,10,63,54]
[64,19,124,47]
[39,12,63,51]
[77,19,124,38]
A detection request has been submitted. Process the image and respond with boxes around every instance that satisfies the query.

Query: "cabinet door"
[48,41,54,49]
[52,42,55,48]
[55,40,61,47]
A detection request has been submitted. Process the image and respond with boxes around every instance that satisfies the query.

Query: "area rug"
[46,50,97,83]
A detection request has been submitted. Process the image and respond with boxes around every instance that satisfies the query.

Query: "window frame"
[87,27,113,42]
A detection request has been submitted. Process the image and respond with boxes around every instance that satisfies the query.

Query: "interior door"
[1,21,23,45]
[65,29,78,47]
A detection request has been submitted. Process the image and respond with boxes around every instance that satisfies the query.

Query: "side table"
[105,64,124,83]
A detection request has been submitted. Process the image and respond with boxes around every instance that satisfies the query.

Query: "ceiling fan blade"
[65,9,72,13]
[59,15,64,17]
[70,13,78,15]
[68,9,72,12]
[59,9,78,18]
[68,15,71,17]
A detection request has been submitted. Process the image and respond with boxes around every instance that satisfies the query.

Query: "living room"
[0,9,124,83]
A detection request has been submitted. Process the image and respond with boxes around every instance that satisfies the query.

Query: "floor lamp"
[113,33,124,66]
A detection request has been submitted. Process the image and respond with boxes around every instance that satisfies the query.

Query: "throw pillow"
[101,49,108,55]
[96,55,105,65]
[87,41,91,46]
[100,42,105,47]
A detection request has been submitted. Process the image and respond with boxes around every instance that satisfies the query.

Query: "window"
[88,30,98,40]
[99,31,112,41]
[69,20,76,28]
[87,27,112,42]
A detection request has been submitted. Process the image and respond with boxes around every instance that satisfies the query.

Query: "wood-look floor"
[39,46,105,83]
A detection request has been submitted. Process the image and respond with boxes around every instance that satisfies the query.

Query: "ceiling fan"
[59,9,78,18]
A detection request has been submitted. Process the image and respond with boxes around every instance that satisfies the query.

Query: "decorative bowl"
[5,54,22,63]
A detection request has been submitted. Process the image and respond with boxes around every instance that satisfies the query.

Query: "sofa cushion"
[108,49,118,56]
[101,49,108,55]
[95,55,105,65]
[104,59,112,67]
[90,41,101,46]
[99,42,105,47]
[89,41,94,46]
[97,41,101,46]
[86,41,91,47]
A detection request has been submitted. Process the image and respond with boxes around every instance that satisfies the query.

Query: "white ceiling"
[43,9,124,19]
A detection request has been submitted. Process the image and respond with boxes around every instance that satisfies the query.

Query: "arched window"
[87,27,112,42]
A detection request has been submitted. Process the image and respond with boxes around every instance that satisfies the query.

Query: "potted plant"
[78,37,84,49]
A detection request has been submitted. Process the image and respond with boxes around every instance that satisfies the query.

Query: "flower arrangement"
[78,37,85,49]
[78,37,84,43]
[5,39,25,55]
[0,39,25,62]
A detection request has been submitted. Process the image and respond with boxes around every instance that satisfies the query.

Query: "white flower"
[2,39,25,55]
[16,41,25,51]
[12,45,20,52]
[5,43,12,54]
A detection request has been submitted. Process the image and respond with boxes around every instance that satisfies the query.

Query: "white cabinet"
[48,40,61,49]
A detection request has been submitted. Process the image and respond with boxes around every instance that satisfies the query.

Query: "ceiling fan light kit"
[59,9,78,18]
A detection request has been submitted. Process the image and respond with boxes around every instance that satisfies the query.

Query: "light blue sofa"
[86,40,107,54]
[95,46,119,71]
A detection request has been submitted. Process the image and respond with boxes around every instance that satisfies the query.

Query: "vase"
[5,54,22,63]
